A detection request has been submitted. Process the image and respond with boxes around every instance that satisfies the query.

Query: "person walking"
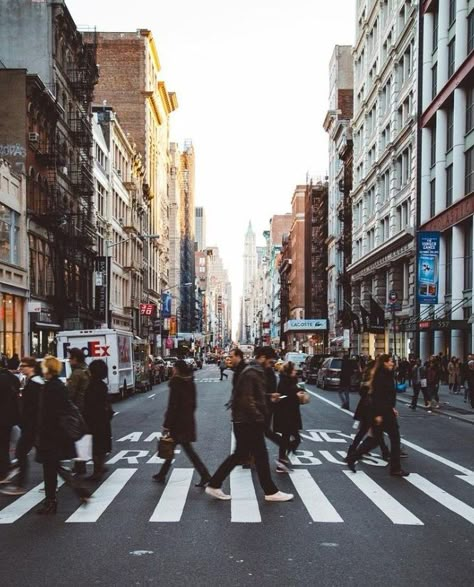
[448,357,459,394]
[0,358,21,485]
[339,355,353,410]
[153,360,211,487]
[219,357,228,381]
[0,357,41,495]
[273,362,302,473]
[84,360,112,481]
[67,348,90,475]
[466,360,474,408]
[205,347,294,502]
[35,356,91,514]
[427,358,440,409]
[346,354,409,477]
[409,358,429,410]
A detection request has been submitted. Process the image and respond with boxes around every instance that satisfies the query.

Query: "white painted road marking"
[230,467,261,523]
[306,388,474,476]
[66,469,137,523]
[150,468,194,522]
[289,469,343,523]
[406,473,474,525]
[148,394,156,399]
[343,470,423,525]
[456,474,474,486]
[0,480,65,524]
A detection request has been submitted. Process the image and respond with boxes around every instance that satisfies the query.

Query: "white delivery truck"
[56,329,138,399]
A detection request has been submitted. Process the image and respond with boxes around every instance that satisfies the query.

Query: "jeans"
[0,426,12,479]
[15,434,34,487]
[338,388,350,407]
[157,442,210,481]
[220,369,228,381]
[209,422,278,495]
[411,384,430,408]
[355,413,401,472]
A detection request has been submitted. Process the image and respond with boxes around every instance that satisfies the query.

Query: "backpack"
[59,398,87,441]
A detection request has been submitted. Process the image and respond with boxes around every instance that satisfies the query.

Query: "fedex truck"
[56,329,148,399]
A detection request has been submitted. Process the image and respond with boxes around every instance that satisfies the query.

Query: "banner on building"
[369,296,385,334]
[161,293,172,318]
[139,303,157,317]
[95,256,110,322]
[417,231,440,305]
[169,316,177,336]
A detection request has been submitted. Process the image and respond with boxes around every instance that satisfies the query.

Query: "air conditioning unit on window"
[29,132,39,142]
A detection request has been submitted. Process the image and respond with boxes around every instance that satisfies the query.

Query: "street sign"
[388,290,398,303]
[140,303,156,317]
[386,302,402,311]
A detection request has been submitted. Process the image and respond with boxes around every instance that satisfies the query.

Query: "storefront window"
[0,204,20,265]
[0,293,24,358]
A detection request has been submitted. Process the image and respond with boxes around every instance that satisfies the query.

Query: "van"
[284,352,308,378]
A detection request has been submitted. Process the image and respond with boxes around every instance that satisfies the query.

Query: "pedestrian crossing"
[197,378,222,383]
[1,466,473,527]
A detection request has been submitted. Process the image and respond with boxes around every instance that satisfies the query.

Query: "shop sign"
[27,301,49,313]
[284,319,327,333]
[140,303,157,317]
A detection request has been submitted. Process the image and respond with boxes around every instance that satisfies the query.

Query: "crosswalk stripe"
[456,474,474,486]
[0,480,64,524]
[289,469,343,523]
[230,467,261,523]
[405,473,474,525]
[149,468,194,522]
[66,469,137,523]
[343,470,424,525]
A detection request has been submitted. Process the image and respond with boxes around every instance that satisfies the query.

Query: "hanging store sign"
[161,293,172,318]
[417,232,440,305]
[140,303,157,317]
[284,319,327,333]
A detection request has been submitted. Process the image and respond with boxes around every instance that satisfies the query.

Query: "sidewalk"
[397,383,474,425]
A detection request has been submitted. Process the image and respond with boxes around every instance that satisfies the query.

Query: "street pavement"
[1,365,473,587]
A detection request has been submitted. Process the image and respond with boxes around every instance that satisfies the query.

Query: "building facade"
[324,45,354,348]
[195,206,206,251]
[349,0,418,359]
[417,0,474,358]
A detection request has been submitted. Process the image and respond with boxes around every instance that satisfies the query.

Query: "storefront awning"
[33,322,61,330]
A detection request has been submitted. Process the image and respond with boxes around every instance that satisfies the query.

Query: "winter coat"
[273,374,302,434]
[448,361,460,385]
[20,375,42,441]
[231,360,268,424]
[370,368,396,417]
[163,375,198,444]
[0,369,20,428]
[340,358,354,388]
[84,377,112,455]
[35,376,76,463]
[426,364,440,386]
[67,363,90,415]
[353,387,373,422]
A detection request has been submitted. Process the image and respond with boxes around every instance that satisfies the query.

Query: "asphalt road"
[1,365,473,587]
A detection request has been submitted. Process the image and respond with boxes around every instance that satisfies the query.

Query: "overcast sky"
[67,0,355,334]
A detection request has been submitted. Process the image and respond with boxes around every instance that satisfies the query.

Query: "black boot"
[344,445,356,463]
[73,460,87,476]
[36,499,57,515]
[152,473,166,484]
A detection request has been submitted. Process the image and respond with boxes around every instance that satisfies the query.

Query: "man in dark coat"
[1,357,41,495]
[153,360,210,486]
[206,347,294,502]
[0,358,20,483]
[339,355,353,410]
[67,348,90,475]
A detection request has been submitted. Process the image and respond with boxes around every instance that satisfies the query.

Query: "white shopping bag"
[75,434,93,461]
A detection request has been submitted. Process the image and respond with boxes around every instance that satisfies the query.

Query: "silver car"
[316,357,342,390]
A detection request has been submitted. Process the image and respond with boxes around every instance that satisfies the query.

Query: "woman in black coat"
[273,362,302,472]
[35,356,90,514]
[84,360,112,481]
[153,360,211,486]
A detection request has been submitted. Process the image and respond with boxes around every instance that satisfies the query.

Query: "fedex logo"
[63,341,111,358]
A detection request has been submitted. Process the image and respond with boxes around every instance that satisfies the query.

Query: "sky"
[67,0,356,333]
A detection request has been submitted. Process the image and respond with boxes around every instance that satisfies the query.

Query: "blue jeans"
[338,388,350,407]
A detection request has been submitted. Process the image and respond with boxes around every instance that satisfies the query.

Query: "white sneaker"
[0,468,19,484]
[205,486,231,500]
[0,485,26,496]
[265,491,294,502]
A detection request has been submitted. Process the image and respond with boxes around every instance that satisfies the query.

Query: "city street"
[1,365,473,587]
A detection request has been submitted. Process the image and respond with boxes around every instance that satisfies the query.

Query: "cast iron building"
[418,0,474,358]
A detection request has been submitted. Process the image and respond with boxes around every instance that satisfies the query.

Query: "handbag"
[420,378,427,388]
[75,434,92,461]
[297,390,311,405]
[158,434,176,460]
[396,382,407,393]
[59,399,87,441]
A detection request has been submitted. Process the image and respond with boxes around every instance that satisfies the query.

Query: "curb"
[396,394,474,426]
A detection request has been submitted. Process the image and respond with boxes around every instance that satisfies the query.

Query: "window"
[469,11,474,54]
[432,11,438,52]
[397,146,412,187]
[97,182,106,217]
[465,221,473,291]
[448,39,455,78]
[467,87,474,134]
[447,107,454,151]
[366,186,375,218]
[446,164,453,207]
[380,215,390,242]
[0,205,20,265]
[380,170,390,202]
[431,63,437,99]
[430,179,436,217]
[446,231,452,295]
[449,0,456,27]
[367,228,375,252]
[430,126,436,167]
[396,200,409,232]
[402,262,409,301]
[466,147,474,195]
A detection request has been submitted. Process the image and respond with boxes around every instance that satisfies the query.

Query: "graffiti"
[0,144,26,158]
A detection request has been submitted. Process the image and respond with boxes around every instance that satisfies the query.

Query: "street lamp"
[104,234,159,328]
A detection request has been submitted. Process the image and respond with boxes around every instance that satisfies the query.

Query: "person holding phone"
[272,362,302,473]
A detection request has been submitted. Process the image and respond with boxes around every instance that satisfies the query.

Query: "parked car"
[302,355,329,384]
[316,357,343,389]
[185,357,198,371]
[284,352,308,378]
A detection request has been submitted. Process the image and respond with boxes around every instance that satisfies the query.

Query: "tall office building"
[195,206,206,251]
